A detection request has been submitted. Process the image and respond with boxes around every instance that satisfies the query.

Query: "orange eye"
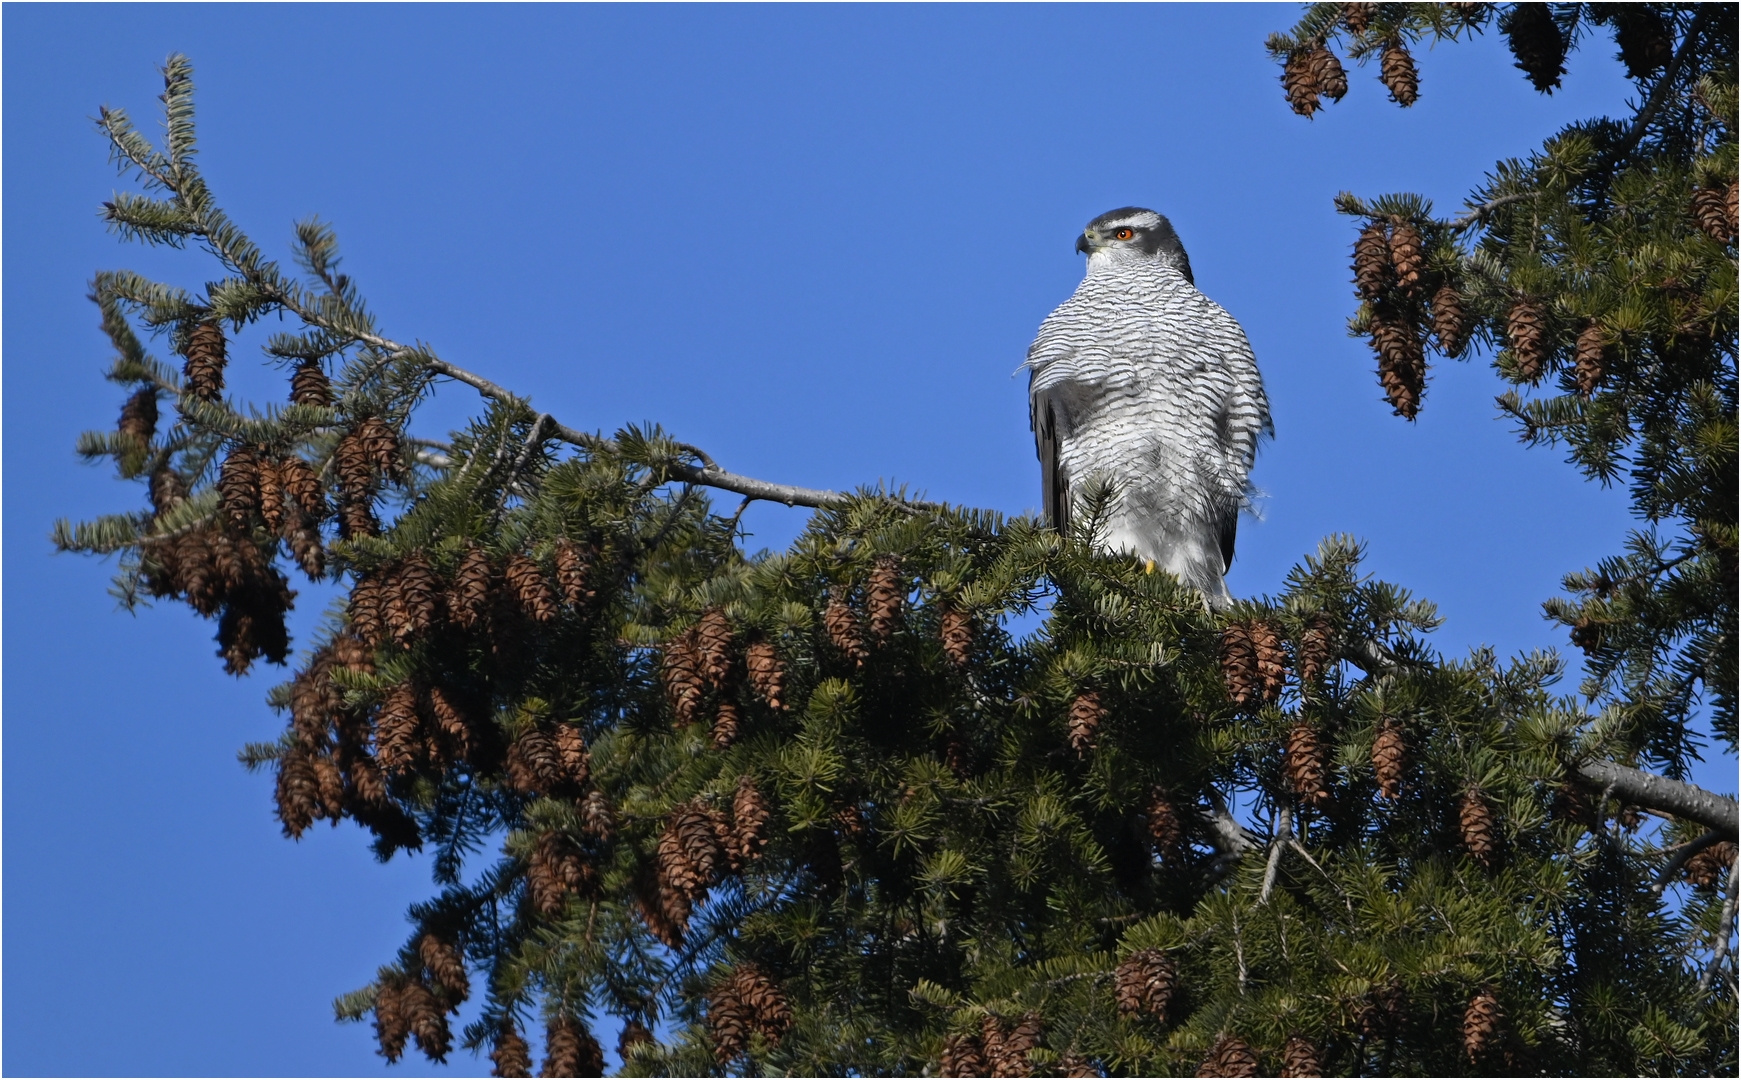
[1114,228,1135,241]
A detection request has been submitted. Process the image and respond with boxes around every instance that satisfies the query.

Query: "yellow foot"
[1143,559,1156,574]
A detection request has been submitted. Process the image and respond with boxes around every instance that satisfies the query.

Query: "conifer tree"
[58,30,1734,1076]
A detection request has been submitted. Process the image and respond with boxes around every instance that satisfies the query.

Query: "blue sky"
[4,4,1724,1076]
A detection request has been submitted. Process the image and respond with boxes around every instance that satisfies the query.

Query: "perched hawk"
[1026,207,1272,607]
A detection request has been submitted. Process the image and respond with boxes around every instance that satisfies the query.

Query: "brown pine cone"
[274,747,321,837]
[1355,981,1406,1039]
[449,546,494,629]
[1309,45,1347,102]
[662,628,707,727]
[1430,280,1468,357]
[824,591,868,665]
[312,753,346,819]
[1369,301,1427,420]
[994,1013,1041,1078]
[696,607,736,688]
[1575,321,1608,397]
[1146,790,1185,858]
[1114,948,1177,1021]
[1729,181,1739,238]
[1059,1051,1101,1077]
[1380,39,1419,106]
[707,978,755,1063]
[1462,988,1502,1061]
[1503,2,1566,92]
[504,554,557,623]
[730,776,771,866]
[1282,48,1322,117]
[1068,690,1104,756]
[541,1015,603,1078]
[401,978,451,1062]
[733,964,794,1043]
[374,978,410,1063]
[1372,719,1405,799]
[1460,789,1498,867]
[672,801,725,894]
[528,832,591,915]
[118,386,158,445]
[1684,841,1736,890]
[867,555,905,643]
[418,933,469,999]
[289,357,333,407]
[1341,2,1375,35]
[218,445,262,527]
[1219,621,1260,707]
[490,1021,533,1078]
[277,455,329,520]
[940,1033,988,1078]
[1250,619,1288,701]
[149,466,189,514]
[617,1019,654,1062]
[636,869,690,947]
[579,788,615,841]
[1610,4,1672,79]
[1286,721,1329,806]
[357,415,402,481]
[1387,218,1424,295]
[1280,1034,1322,1077]
[745,638,787,710]
[1553,782,1599,831]
[712,699,741,749]
[980,1015,1009,1077]
[553,539,593,606]
[1352,220,1393,299]
[1203,1035,1258,1078]
[334,430,375,502]
[657,816,705,900]
[1692,185,1732,244]
[1507,298,1549,381]
[339,495,379,540]
[427,683,474,761]
[554,724,589,786]
[392,552,441,642]
[940,604,974,667]
[182,319,227,401]
[1296,613,1334,686]
[375,682,423,774]
[507,728,567,794]
[349,573,386,646]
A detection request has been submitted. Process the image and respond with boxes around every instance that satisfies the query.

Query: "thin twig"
[1654,829,1724,895]
[1697,847,1739,992]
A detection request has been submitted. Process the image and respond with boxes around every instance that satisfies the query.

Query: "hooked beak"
[1075,231,1094,255]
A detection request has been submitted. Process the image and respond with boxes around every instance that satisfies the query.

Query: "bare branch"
[1575,759,1738,838]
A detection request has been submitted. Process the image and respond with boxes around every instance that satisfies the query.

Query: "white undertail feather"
[1027,210,1271,607]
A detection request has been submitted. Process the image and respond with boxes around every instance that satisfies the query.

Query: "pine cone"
[289,357,333,406]
[662,629,706,727]
[339,495,379,540]
[1372,718,1405,799]
[1280,1034,1322,1078]
[1430,280,1468,357]
[1114,948,1177,1021]
[391,552,441,642]
[373,978,410,1063]
[1574,321,1607,397]
[349,573,386,646]
[118,386,159,446]
[541,1015,604,1077]
[1462,988,1502,1061]
[1219,622,1260,707]
[418,933,469,999]
[554,724,589,786]
[1283,48,1322,117]
[733,964,794,1044]
[1380,40,1419,106]
[218,445,261,527]
[712,699,741,749]
[1355,981,1406,1039]
[334,430,375,502]
[1684,841,1736,890]
[1309,45,1347,101]
[1728,181,1739,238]
[1286,721,1329,806]
[1369,301,1426,420]
[507,728,567,794]
[696,607,736,688]
[427,683,474,762]
[579,788,615,841]
[1503,2,1566,92]
[657,817,705,900]
[617,1019,654,1062]
[1250,619,1288,701]
[980,1015,1009,1077]
[505,553,557,623]
[824,591,868,665]
[707,978,755,1063]
[1059,1051,1101,1077]
[1609,5,1672,79]
[375,682,423,774]
[553,539,594,606]
[449,546,494,629]
[182,319,227,401]
[276,455,329,521]
[1553,782,1598,831]
[867,555,905,643]
[1068,691,1104,755]
[940,1033,988,1078]
[1352,220,1393,300]
[730,775,771,866]
[528,832,591,916]
[1341,2,1375,35]
[1296,614,1334,686]
[1387,218,1424,295]
[993,1013,1041,1078]
[149,466,189,514]
[1460,789,1498,867]
[357,414,402,482]
[274,747,321,837]
[490,1021,533,1078]
[634,866,690,947]
[940,604,974,668]
[1692,185,1734,244]
[745,638,787,710]
[1146,790,1185,859]
[401,978,451,1061]
[672,801,725,894]
[312,753,346,819]
[1506,298,1549,381]
[1203,1035,1258,1078]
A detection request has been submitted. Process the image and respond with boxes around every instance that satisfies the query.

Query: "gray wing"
[1033,394,1069,532]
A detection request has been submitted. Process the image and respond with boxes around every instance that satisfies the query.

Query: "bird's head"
[1075,207,1194,283]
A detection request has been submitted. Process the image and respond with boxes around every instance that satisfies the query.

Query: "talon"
[1144,559,1156,574]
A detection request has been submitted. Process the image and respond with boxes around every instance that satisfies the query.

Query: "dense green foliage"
[58,13,1736,1076]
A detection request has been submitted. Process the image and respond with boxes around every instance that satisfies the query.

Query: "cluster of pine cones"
[707,963,794,1063]
[939,1013,1046,1078]
[372,933,470,1064]
[639,778,771,947]
[661,607,786,748]
[487,1015,605,1078]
